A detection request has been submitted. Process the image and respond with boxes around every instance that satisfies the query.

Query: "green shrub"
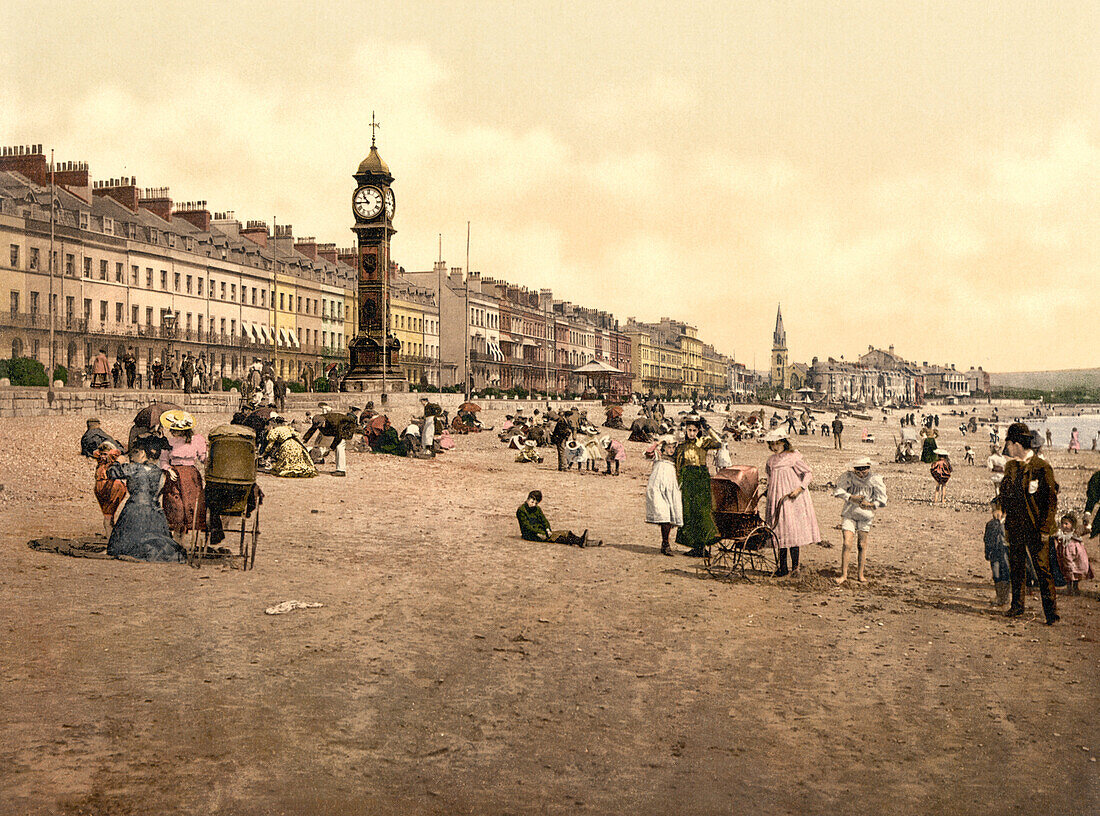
[2,357,48,386]
[222,377,243,392]
[313,377,329,392]
[287,381,306,393]
[52,365,68,385]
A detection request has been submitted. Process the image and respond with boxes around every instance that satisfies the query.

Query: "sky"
[3,0,1097,372]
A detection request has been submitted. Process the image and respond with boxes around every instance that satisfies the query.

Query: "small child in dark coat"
[984,499,1011,607]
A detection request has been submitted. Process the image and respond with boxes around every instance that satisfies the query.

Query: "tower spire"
[773,303,786,347]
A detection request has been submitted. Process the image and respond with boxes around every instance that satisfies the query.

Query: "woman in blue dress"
[106,434,185,562]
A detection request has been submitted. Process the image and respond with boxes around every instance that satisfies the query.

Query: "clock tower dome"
[343,117,404,391]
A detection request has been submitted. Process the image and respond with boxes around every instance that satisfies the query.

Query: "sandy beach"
[1,403,1097,815]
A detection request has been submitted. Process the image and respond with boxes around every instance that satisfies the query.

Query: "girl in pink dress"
[1069,427,1080,454]
[764,429,821,577]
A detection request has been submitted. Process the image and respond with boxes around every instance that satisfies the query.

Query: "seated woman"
[93,442,128,537]
[158,410,207,546]
[106,435,186,562]
[264,417,318,478]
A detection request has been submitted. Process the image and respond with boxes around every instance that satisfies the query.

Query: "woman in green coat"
[674,415,721,556]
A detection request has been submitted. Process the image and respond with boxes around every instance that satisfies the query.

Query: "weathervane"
[369,111,380,147]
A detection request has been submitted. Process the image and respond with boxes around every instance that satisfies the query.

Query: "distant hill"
[990,368,1100,389]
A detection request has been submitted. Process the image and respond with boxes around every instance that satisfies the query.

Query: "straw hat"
[850,456,873,469]
[565,440,582,451]
[160,409,195,432]
[600,435,612,448]
[524,439,537,448]
[933,448,949,456]
[764,428,789,442]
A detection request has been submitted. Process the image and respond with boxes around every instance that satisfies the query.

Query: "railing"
[2,311,87,332]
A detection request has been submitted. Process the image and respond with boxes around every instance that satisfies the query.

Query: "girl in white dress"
[646,436,683,556]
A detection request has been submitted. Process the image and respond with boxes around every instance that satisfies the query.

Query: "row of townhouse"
[803,345,972,407]
[0,144,742,398]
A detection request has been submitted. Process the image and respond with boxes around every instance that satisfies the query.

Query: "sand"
[0,404,1097,815]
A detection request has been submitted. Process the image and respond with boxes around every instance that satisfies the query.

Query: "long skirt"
[920,437,938,463]
[94,465,128,519]
[675,465,720,550]
[162,464,207,532]
[107,498,184,562]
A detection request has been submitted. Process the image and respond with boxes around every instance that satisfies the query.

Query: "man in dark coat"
[123,348,137,388]
[80,418,122,457]
[999,422,1060,624]
[303,410,359,476]
[551,413,573,472]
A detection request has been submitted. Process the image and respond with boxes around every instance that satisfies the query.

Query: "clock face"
[352,186,383,220]
[383,188,395,219]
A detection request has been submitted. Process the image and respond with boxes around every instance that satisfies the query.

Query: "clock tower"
[343,120,403,391]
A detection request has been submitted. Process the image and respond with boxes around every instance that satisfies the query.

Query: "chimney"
[53,160,91,199]
[138,187,172,222]
[0,144,48,185]
[271,223,295,255]
[240,220,269,247]
[211,211,240,237]
[295,236,317,260]
[888,345,894,355]
[316,242,338,263]
[337,247,358,268]
[92,176,140,211]
[173,200,211,231]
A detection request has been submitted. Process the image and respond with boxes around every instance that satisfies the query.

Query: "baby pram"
[701,466,778,579]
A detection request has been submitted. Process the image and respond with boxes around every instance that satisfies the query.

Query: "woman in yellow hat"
[158,409,208,544]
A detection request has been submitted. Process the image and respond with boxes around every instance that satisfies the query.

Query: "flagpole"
[464,221,470,400]
[48,149,56,384]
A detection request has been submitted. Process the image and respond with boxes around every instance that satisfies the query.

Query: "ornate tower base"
[341,336,407,392]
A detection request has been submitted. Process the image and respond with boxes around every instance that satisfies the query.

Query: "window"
[186,275,192,294]
[132,305,139,324]
[99,301,107,322]
[115,302,123,323]
[251,287,256,306]
[29,248,39,270]
[146,306,153,326]
[82,257,91,278]
[160,270,168,289]
[10,291,18,313]
[261,290,267,307]
[230,319,236,337]
[220,282,226,300]
[220,318,226,335]
[297,296,302,313]
[173,272,180,291]
[197,315,203,336]
[9,245,18,267]
[230,284,236,302]
[146,268,153,287]
[197,277,203,296]
[279,293,285,310]
[186,313,192,331]
[100,259,108,280]
[116,262,124,282]
[29,291,39,314]
[83,299,91,320]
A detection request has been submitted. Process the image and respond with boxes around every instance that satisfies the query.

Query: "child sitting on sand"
[984,499,1011,607]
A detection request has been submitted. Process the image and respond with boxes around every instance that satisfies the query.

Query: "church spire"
[773,303,786,348]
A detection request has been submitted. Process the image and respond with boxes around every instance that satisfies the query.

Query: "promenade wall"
[0,385,654,419]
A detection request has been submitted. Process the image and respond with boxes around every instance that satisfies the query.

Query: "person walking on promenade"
[91,348,110,388]
[1068,427,1080,454]
[646,436,682,556]
[999,422,1059,624]
[831,414,844,450]
[833,457,887,584]
[123,347,137,388]
[764,429,820,577]
[674,415,721,557]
